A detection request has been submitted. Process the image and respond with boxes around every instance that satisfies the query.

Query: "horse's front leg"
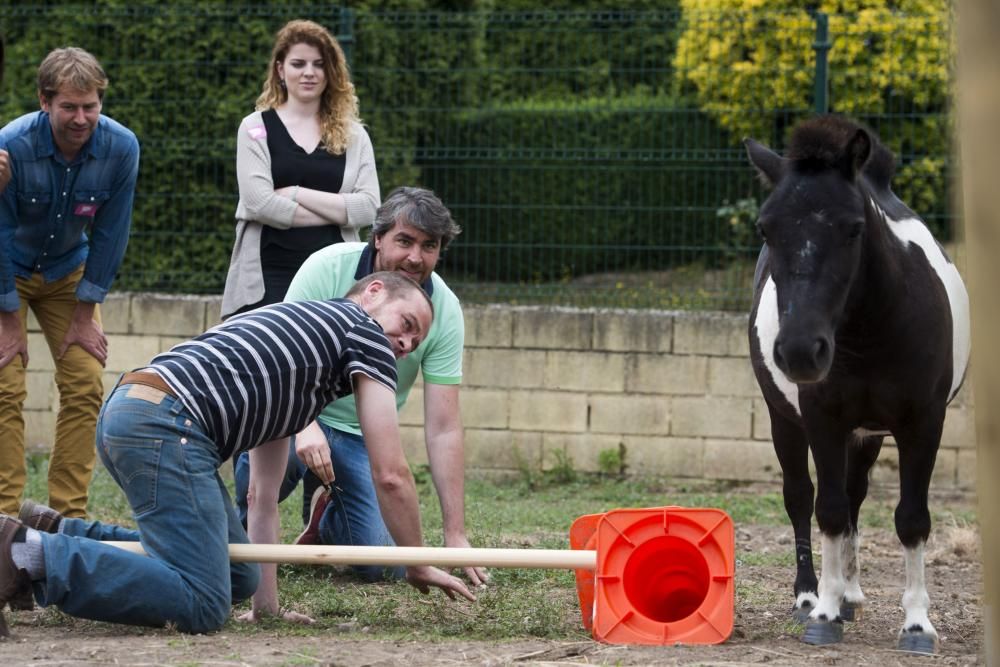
[766,402,817,621]
[893,412,944,654]
[841,434,884,621]
[801,420,852,645]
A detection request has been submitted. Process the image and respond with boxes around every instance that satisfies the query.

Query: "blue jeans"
[234,424,403,581]
[32,383,260,633]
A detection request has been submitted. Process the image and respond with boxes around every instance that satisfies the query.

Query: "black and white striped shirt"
[146,299,397,460]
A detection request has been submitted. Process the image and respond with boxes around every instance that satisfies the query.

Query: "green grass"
[21,457,977,642]
[455,476,792,545]
[737,550,795,568]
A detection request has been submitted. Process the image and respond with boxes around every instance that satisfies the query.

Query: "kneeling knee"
[176,589,235,634]
[231,563,261,603]
[178,612,228,635]
[180,601,232,634]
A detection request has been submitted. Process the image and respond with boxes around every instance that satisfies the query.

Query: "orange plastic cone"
[569,512,602,631]
[572,506,734,645]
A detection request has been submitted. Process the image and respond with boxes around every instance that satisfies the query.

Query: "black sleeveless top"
[260,108,346,252]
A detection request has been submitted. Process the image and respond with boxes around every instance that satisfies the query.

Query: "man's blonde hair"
[37,47,108,101]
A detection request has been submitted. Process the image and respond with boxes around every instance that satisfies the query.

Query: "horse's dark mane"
[864,142,896,192]
[786,115,896,190]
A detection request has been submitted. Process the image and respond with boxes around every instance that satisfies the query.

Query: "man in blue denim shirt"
[0,36,9,194]
[0,47,139,519]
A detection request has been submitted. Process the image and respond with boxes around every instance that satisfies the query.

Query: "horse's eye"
[847,222,864,241]
[756,223,767,241]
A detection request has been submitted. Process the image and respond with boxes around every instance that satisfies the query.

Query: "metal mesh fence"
[0,5,953,310]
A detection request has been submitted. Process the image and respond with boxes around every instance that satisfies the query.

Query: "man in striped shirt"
[0,271,474,636]
[234,186,488,588]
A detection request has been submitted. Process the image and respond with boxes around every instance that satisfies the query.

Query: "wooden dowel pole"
[103,542,597,570]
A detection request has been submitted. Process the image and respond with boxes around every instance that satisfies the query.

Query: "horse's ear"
[841,128,871,180]
[744,138,784,187]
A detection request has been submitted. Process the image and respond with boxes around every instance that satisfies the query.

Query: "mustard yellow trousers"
[0,267,103,517]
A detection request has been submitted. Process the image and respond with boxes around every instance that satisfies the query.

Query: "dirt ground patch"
[1,514,982,666]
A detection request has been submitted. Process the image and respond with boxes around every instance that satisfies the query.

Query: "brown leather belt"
[118,371,176,397]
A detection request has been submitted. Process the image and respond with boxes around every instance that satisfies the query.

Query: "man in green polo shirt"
[234,186,487,586]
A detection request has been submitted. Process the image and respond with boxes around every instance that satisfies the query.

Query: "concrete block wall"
[22,293,222,453]
[409,305,976,490]
[22,296,976,490]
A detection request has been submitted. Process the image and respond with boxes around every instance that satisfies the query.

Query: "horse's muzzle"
[773,333,833,384]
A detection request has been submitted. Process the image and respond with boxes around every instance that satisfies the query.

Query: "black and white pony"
[745,115,969,653]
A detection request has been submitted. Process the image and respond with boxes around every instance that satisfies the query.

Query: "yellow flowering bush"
[675,0,950,141]
[675,0,954,235]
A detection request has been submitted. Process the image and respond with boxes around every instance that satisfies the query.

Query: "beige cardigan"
[220,111,380,319]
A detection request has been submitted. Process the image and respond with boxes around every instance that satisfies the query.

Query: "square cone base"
[571,507,734,646]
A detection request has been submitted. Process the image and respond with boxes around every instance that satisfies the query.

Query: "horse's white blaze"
[754,277,801,415]
[901,542,937,637]
[880,205,971,401]
[812,533,847,621]
[842,530,865,606]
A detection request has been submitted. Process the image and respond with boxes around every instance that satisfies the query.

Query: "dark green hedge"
[0,2,504,292]
[2,3,332,292]
[0,1,951,299]
[421,91,759,281]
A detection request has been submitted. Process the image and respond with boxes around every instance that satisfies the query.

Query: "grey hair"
[369,186,462,250]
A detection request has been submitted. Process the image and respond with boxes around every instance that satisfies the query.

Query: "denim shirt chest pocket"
[16,190,53,225]
[70,189,111,230]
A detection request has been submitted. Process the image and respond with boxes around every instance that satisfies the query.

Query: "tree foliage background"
[675,0,952,238]
[0,0,952,305]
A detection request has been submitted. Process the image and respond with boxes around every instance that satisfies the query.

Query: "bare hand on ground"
[445,534,490,587]
[236,608,315,625]
[406,565,477,602]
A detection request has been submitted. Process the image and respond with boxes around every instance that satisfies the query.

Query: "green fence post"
[813,11,830,114]
[339,8,355,68]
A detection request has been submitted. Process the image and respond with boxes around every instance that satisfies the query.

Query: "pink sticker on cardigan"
[248,125,267,140]
[74,203,99,217]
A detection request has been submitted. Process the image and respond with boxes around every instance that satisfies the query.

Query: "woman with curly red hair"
[222,19,380,319]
